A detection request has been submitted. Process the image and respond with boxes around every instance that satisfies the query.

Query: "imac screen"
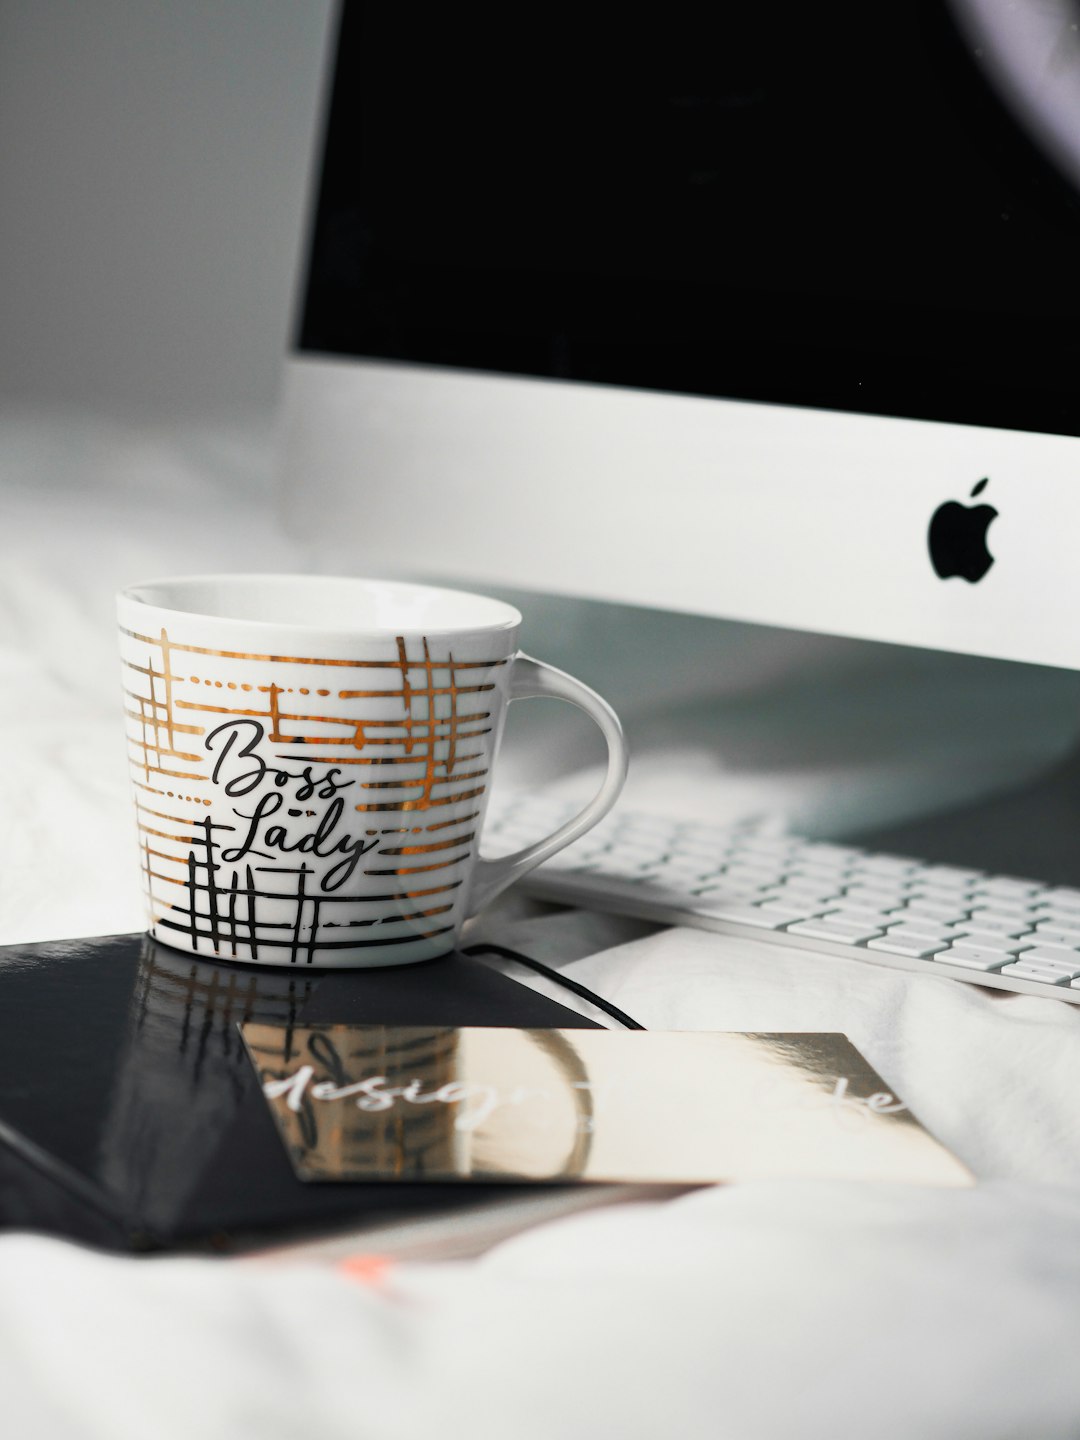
[299,2,1080,438]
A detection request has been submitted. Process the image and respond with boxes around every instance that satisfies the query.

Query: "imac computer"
[281,1,1080,890]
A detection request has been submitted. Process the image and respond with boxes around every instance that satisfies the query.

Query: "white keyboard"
[486,793,1080,1003]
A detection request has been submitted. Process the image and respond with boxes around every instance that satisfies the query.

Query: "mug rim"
[117,572,523,639]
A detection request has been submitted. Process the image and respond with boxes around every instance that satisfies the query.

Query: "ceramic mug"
[117,575,628,968]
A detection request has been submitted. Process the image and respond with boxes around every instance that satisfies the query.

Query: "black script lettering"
[292,766,352,802]
[225,793,378,890]
[205,719,355,799]
[205,718,267,797]
[221,792,281,862]
[263,796,377,892]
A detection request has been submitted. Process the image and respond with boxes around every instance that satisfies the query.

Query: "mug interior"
[121,574,521,635]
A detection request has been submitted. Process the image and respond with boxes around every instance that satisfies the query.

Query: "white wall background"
[0,0,336,421]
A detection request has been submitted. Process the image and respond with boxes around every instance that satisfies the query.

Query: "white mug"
[117,575,628,968]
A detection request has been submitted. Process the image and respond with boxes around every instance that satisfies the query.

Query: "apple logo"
[928,478,998,582]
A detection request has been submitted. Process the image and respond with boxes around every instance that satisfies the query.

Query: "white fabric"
[3,408,1080,1438]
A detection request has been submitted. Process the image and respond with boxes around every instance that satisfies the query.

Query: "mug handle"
[467,653,629,915]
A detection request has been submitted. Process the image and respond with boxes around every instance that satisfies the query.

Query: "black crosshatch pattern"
[298,2,1080,438]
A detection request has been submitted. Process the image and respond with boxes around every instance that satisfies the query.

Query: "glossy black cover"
[0,934,598,1253]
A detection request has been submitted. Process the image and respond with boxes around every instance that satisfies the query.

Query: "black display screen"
[298,2,1080,437]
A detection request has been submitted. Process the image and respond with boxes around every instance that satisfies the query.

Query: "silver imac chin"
[282,353,1080,673]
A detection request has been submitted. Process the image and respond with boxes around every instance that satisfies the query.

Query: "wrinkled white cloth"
[3,408,1080,1439]
[5,1181,1080,1440]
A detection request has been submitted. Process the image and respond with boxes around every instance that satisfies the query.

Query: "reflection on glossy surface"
[100,937,316,1224]
[249,1025,462,1180]
[0,933,606,1250]
[244,1024,973,1187]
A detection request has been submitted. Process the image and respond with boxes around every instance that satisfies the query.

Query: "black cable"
[461,942,646,1030]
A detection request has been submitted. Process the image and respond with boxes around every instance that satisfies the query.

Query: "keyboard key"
[946,930,1031,953]
[817,909,893,932]
[969,906,1037,926]
[1000,963,1072,986]
[846,879,913,901]
[946,921,1032,943]
[685,874,733,893]
[662,856,714,876]
[932,948,1012,972]
[695,902,811,928]
[1031,906,1080,929]
[844,884,910,908]
[948,940,1020,962]
[688,858,748,881]
[1013,956,1080,979]
[764,874,842,895]
[969,895,1037,917]
[880,923,954,944]
[596,850,660,872]
[894,900,966,923]
[906,885,975,906]
[721,864,788,887]
[575,860,653,882]
[606,835,669,854]
[1011,947,1080,970]
[883,913,959,938]
[786,919,884,944]
[691,883,761,903]
[752,901,826,921]
[613,828,676,848]
[867,935,946,958]
[788,863,852,886]
[676,820,723,837]
[759,885,845,908]
[979,877,1041,900]
[684,835,734,856]
[1034,923,1080,946]
[1043,886,1080,912]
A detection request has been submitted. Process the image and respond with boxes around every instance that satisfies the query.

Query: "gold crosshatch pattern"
[120,626,510,964]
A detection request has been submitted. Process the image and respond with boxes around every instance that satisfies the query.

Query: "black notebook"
[0,933,598,1254]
